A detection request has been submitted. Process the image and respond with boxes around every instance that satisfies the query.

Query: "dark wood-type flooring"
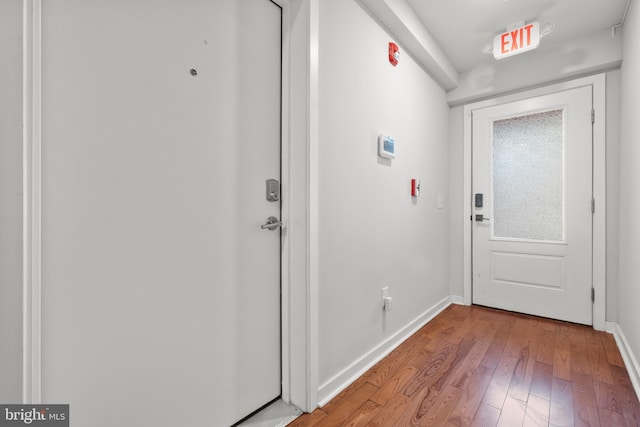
[288,304,640,426]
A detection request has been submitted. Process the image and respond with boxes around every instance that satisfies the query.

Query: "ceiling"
[405,0,629,73]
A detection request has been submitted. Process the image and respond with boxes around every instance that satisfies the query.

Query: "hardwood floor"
[287,304,640,426]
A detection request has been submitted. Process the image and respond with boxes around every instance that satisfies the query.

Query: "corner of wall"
[608,322,640,403]
[618,0,640,390]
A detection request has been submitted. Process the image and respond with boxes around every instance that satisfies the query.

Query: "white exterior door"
[472,86,593,325]
[41,1,282,426]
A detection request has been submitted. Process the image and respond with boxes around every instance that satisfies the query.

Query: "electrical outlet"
[382,287,392,311]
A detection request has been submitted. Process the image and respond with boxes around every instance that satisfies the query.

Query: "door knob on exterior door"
[475,214,490,222]
[261,216,282,231]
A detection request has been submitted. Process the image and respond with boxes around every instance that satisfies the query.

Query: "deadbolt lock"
[266,179,280,202]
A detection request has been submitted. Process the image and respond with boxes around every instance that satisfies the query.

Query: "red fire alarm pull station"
[389,42,399,66]
[411,179,420,197]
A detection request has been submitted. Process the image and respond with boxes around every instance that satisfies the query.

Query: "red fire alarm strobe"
[389,42,399,66]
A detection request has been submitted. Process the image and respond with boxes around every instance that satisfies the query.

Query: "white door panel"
[41,1,281,426]
[472,86,593,325]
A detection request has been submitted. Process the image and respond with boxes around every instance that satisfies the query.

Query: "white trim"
[317,296,452,406]
[277,0,318,412]
[276,0,293,406]
[307,0,320,411]
[591,74,607,331]
[463,74,607,330]
[22,0,42,404]
[606,322,640,400]
[463,108,473,306]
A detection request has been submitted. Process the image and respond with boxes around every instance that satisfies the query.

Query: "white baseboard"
[317,295,452,406]
[606,321,640,399]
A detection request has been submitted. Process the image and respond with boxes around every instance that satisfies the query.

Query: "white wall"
[317,0,450,399]
[0,0,23,403]
[618,0,640,379]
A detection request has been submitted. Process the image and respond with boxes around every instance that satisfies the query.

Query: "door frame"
[462,74,606,331]
[274,0,320,412]
[22,0,321,412]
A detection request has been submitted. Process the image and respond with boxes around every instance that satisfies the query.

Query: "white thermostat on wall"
[378,134,396,159]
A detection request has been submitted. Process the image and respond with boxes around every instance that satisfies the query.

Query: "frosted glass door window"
[492,109,565,241]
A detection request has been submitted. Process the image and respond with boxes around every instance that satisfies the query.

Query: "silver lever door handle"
[261,216,282,230]
[475,214,490,222]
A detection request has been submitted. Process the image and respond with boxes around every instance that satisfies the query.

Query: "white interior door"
[41,1,282,426]
[472,86,593,325]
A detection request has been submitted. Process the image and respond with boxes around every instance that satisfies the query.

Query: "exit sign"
[493,22,540,60]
